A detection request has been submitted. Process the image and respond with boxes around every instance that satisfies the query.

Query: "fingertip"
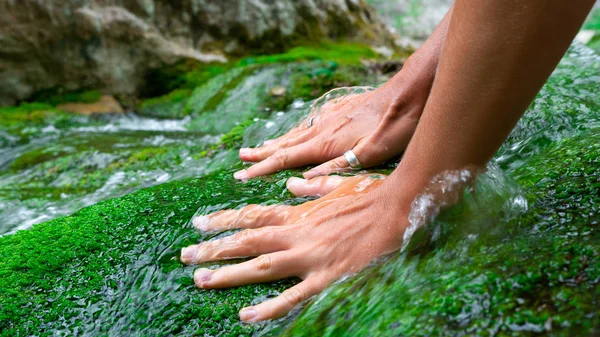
[194,268,213,288]
[180,245,197,264]
[263,139,276,146]
[239,148,252,160]
[234,169,249,182]
[192,216,210,231]
[302,169,319,180]
[286,177,308,195]
[239,307,259,322]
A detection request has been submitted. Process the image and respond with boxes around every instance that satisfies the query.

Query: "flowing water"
[0,43,598,336]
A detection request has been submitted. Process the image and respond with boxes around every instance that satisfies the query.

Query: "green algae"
[0,169,302,337]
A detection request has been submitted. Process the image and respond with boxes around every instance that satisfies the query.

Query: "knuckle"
[282,287,305,306]
[272,150,289,166]
[254,255,273,271]
[235,228,259,243]
[321,138,336,156]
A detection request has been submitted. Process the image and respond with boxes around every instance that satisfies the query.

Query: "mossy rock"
[0,168,305,337]
[135,42,381,119]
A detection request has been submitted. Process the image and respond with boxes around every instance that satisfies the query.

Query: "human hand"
[234,63,433,181]
[180,173,410,322]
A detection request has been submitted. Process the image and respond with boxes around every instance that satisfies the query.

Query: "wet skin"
[182,0,595,323]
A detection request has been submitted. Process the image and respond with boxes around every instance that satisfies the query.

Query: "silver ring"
[343,150,362,169]
[307,116,317,128]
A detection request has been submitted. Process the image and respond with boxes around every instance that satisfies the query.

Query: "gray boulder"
[0,0,395,106]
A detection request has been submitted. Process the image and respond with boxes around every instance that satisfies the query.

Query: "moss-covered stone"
[137,89,193,119]
[135,42,381,119]
[0,169,303,337]
[265,61,375,112]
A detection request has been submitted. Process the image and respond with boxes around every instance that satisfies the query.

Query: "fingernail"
[193,216,210,231]
[239,148,252,157]
[239,308,258,322]
[303,170,318,179]
[286,177,306,190]
[263,139,275,146]
[181,246,196,262]
[194,268,212,287]
[234,170,249,182]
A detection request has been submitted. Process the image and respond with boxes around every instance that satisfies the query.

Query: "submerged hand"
[234,65,432,181]
[180,174,409,322]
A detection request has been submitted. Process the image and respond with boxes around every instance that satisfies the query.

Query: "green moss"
[238,42,377,66]
[136,42,381,118]
[0,169,302,337]
[141,59,229,98]
[280,130,600,337]
[0,103,69,126]
[583,7,600,31]
[137,89,193,119]
[266,61,373,112]
[588,34,600,53]
[182,67,249,118]
[28,89,102,106]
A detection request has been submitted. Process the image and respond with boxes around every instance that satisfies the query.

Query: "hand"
[234,64,433,181]
[180,174,409,322]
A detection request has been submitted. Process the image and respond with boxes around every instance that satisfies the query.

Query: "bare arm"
[385,0,595,208]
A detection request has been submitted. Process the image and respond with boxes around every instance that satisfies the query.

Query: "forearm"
[386,0,594,212]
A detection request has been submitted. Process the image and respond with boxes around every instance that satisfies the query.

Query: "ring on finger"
[306,116,317,128]
[343,150,362,169]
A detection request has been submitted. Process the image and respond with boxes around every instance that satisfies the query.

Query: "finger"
[303,155,353,179]
[261,126,304,146]
[192,204,291,232]
[234,142,320,181]
[285,176,346,197]
[239,131,312,162]
[180,227,289,264]
[193,252,294,289]
[239,276,329,322]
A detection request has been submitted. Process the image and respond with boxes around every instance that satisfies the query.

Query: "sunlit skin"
[181,0,594,323]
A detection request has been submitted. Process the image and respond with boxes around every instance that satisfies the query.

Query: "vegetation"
[137,42,381,119]
[0,169,301,337]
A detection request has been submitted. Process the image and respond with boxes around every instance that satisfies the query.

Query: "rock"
[0,0,396,106]
[0,168,299,337]
[57,95,124,115]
